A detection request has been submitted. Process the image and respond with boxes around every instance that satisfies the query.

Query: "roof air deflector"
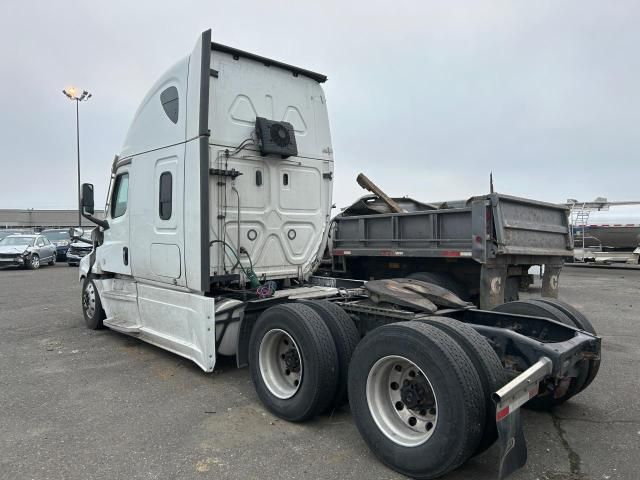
[211,42,327,83]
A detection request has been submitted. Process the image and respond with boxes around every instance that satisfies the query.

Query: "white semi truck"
[74,30,601,479]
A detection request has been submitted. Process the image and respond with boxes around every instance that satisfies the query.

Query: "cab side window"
[112,173,129,218]
[36,237,45,246]
[159,172,172,220]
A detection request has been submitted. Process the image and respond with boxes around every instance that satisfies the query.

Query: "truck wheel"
[249,303,339,422]
[418,316,508,455]
[82,277,105,330]
[528,298,599,393]
[492,300,588,409]
[27,254,40,270]
[407,272,467,300]
[298,300,360,411]
[493,299,573,325]
[348,321,484,479]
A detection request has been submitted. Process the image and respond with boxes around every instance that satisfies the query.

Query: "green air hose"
[210,240,260,289]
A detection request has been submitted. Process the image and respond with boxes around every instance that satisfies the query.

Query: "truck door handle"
[123,247,129,266]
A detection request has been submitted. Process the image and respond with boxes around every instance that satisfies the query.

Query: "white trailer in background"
[73,30,601,479]
[568,199,640,264]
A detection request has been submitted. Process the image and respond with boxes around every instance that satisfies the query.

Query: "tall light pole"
[62,87,92,227]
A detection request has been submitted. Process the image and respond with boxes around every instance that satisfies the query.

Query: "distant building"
[0,209,104,230]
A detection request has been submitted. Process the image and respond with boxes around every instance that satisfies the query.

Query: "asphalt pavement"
[0,264,638,480]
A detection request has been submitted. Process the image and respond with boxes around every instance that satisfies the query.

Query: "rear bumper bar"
[493,357,553,420]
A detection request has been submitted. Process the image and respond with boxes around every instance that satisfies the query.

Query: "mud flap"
[496,407,527,480]
[492,357,552,479]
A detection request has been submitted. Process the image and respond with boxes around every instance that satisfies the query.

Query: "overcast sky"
[1,1,638,211]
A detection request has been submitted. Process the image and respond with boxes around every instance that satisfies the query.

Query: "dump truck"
[325,174,573,309]
[73,30,601,480]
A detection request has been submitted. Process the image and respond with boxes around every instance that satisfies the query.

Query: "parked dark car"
[42,229,72,260]
[0,234,57,269]
[66,230,93,266]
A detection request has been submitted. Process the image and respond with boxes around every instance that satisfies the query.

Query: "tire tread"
[419,316,507,454]
[299,300,360,410]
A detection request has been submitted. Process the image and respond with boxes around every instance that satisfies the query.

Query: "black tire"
[492,300,587,409]
[492,299,574,326]
[529,298,600,393]
[48,254,56,266]
[298,300,360,411]
[249,303,339,422]
[529,298,596,335]
[418,316,508,455]
[82,276,105,330]
[348,321,485,479]
[27,254,40,270]
[407,272,468,300]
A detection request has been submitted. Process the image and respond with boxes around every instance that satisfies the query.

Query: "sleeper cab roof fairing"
[211,42,327,84]
[119,57,190,159]
[119,39,328,160]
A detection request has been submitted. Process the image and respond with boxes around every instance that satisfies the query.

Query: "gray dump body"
[329,193,572,308]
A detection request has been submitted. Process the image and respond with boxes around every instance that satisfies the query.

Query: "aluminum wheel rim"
[32,256,39,268]
[258,328,303,399]
[366,355,438,447]
[83,282,96,318]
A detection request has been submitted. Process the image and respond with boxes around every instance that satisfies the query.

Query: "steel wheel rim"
[83,282,96,318]
[258,328,303,399]
[366,355,438,447]
[32,256,39,268]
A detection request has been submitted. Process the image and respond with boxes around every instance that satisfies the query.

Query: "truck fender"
[235,310,260,368]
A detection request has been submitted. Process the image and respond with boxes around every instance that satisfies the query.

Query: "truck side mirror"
[81,183,95,215]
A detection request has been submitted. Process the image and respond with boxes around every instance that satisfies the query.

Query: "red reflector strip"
[442,251,461,257]
[495,383,540,422]
[496,405,510,422]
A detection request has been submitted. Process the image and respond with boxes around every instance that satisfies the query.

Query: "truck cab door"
[98,167,131,275]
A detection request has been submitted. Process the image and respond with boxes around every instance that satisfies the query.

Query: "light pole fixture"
[62,87,92,227]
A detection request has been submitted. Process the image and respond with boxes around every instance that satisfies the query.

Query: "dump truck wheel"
[298,300,360,411]
[418,316,508,455]
[529,298,600,393]
[82,277,105,330]
[249,303,339,422]
[493,300,588,409]
[348,321,484,479]
[407,272,468,300]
